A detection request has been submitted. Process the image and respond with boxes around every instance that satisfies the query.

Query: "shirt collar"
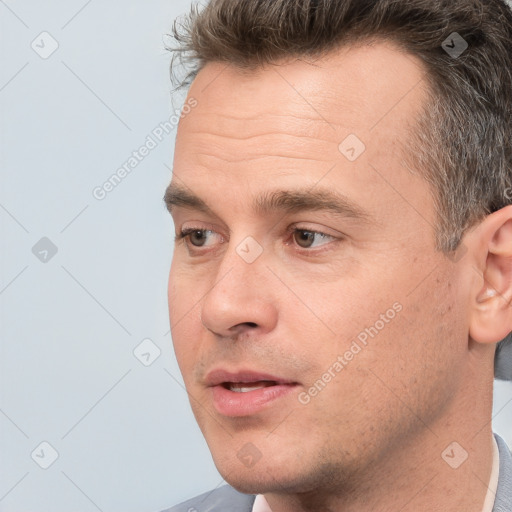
[482,434,500,512]
[252,494,273,512]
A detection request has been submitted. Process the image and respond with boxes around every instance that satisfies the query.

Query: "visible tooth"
[230,385,265,393]
[227,381,275,393]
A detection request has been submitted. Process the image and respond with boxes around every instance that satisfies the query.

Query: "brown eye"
[178,229,216,247]
[293,230,316,248]
[290,228,336,250]
[188,230,208,247]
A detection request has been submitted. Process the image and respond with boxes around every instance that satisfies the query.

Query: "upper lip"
[205,369,298,387]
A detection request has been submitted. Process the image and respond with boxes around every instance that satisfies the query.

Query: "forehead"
[171,40,432,229]
[174,40,428,180]
[183,40,426,133]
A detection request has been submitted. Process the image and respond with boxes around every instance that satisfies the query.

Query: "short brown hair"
[167,0,512,366]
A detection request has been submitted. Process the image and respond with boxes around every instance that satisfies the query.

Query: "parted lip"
[204,369,298,387]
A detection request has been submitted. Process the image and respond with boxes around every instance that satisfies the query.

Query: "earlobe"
[468,206,512,345]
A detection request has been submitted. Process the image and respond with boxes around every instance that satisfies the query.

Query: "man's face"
[166,42,470,493]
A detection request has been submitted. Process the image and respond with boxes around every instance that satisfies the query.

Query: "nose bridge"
[200,234,276,336]
[210,235,267,303]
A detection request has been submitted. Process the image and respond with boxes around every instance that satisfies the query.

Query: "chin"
[222,474,276,495]
[221,468,303,495]
[211,451,328,496]
[210,448,296,494]
[210,435,363,499]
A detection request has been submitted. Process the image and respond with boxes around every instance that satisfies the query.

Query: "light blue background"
[1,1,511,511]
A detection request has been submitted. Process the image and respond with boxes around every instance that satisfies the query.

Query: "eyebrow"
[164,183,373,224]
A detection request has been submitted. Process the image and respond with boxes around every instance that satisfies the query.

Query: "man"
[162,0,512,510]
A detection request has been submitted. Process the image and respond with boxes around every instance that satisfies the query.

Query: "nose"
[200,247,278,339]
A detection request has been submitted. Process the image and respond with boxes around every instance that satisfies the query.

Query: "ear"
[468,205,512,344]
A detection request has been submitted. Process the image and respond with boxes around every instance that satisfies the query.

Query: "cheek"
[168,264,204,371]
[364,268,465,415]
[167,266,181,325]
[298,257,463,404]
[168,261,204,323]
[279,265,400,354]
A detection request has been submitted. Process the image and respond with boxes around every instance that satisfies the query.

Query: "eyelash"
[174,226,339,253]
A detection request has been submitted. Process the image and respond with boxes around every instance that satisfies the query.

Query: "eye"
[176,228,221,248]
[291,228,336,249]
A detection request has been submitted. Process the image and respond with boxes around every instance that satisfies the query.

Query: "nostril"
[226,322,259,339]
[233,322,258,329]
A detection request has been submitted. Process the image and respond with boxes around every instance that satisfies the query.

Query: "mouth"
[205,370,299,417]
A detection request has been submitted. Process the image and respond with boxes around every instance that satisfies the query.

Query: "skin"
[166,40,512,511]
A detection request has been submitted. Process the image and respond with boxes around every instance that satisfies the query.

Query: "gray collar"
[493,433,512,512]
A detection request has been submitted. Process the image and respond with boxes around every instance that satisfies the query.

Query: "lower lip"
[211,384,297,417]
